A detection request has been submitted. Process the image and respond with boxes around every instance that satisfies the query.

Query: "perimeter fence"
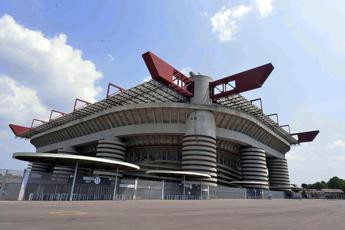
[2,169,343,201]
[0,169,24,200]
[23,171,286,201]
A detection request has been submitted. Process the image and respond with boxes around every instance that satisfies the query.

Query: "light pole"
[69,161,79,201]
[113,167,119,200]
[161,180,165,200]
[183,176,186,199]
[200,180,202,200]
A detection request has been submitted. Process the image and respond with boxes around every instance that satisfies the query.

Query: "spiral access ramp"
[240,147,269,189]
[217,163,242,185]
[267,157,291,191]
[182,135,217,185]
[52,148,79,179]
[93,138,126,178]
[29,162,52,173]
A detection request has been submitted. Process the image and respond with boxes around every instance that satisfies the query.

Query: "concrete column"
[94,137,126,178]
[267,157,291,191]
[240,147,269,189]
[182,74,217,186]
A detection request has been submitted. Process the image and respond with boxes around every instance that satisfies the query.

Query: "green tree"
[327,176,345,191]
[305,177,345,192]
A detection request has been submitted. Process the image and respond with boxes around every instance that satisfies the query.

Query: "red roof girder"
[210,63,274,100]
[9,124,31,137]
[142,51,194,97]
[292,130,320,143]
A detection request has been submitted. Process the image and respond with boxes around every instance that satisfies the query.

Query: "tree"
[327,176,345,191]
[303,177,345,192]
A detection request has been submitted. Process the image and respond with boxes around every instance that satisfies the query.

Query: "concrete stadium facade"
[9,52,318,200]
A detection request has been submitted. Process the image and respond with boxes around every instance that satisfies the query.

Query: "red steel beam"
[107,83,125,98]
[250,98,263,112]
[142,51,194,97]
[268,113,279,125]
[31,119,46,128]
[73,98,91,111]
[292,130,320,143]
[9,124,30,136]
[280,124,291,134]
[49,110,66,121]
[209,63,274,100]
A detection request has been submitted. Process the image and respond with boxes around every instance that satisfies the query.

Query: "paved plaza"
[0,199,344,230]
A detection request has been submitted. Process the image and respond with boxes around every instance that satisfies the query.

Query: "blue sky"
[0,0,344,185]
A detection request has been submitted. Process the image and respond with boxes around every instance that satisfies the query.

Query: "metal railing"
[0,169,24,200]
[18,173,345,201]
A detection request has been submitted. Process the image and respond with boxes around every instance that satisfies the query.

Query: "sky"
[0,0,344,185]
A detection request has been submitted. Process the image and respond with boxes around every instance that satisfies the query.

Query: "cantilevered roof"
[146,170,211,178]
[229,181,269,185]
[13,152,140,170]
[217,94,297,144]
[15,80,188,138]
[11,79,297,145]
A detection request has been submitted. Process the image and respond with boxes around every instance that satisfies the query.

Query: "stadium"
[9,51,319,201]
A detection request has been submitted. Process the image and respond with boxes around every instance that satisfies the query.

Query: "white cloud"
[107,54,114,62]
[210,1,273,42]
[0,14,103,169]
[0,14,102,112]
[0,74,49,169]
[255,0,273,17]
[211,5,252,42]
[330,139,345,148]
[0,75,48,124]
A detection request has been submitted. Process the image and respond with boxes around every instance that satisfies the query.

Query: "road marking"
[49,211,87,216]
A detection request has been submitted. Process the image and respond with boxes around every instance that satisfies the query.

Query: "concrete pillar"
[240,147,269,189]
[189,72,213,105]
[93,137,126,178]
[182,74,217,186]
[267,157,291,191]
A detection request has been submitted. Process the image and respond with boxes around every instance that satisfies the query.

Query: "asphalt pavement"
[0,199,344,230]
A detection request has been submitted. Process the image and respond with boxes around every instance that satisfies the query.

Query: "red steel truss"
[292,130,320,143]
[107,83,125,98]
[142,51,194,97]
[280,125,291,134]
[49,110,66,121]
[209,63,274,100]
[73,98,91,111]
[31,119,46,128]
[267,113,279,125]
[9,124,31,136]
